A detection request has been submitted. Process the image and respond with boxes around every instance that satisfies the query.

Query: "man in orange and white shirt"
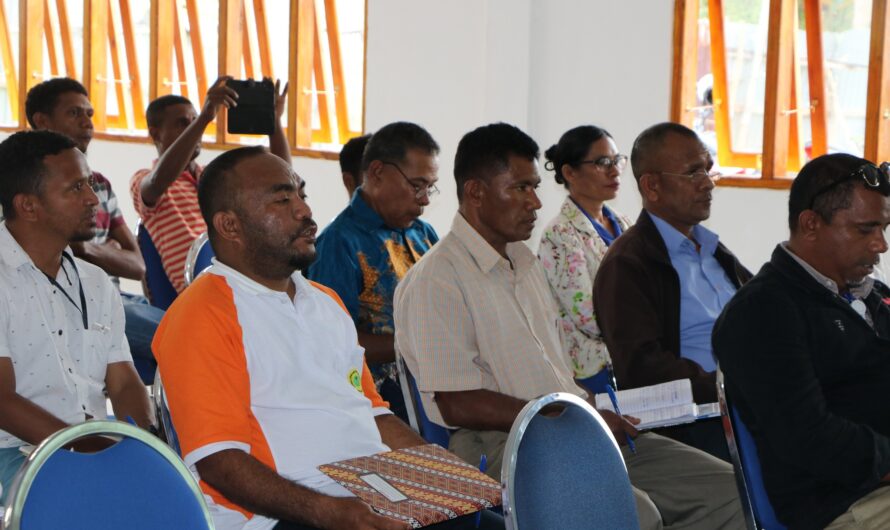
[131,77,290,293]
[153,146,504,530]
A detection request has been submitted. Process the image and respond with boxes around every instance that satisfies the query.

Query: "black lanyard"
[43,253,88,330]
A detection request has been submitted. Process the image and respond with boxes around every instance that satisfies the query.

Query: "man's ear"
[147,126,161,147]
[212,211,241,244]
[12,193,40,221]
[462,178,484,207]
[365,160,385,186]
[639,172,660,203]
[796,210,823,242]
[30,112,50,131]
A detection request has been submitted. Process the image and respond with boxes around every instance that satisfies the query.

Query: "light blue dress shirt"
[649,212,737,371]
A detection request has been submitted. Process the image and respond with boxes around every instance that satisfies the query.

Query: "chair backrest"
[151,369,182,455]
[395,354,452,448]
[183,232,214,287]
[501,392,639,530]
[136,221,177,310]
[716,368,786,530]
[2,420,213,530]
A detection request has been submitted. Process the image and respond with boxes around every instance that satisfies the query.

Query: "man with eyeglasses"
[593,122,751,461]
[713,154,890,529]
[308,122,440,422]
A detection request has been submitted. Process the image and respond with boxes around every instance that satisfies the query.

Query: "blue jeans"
[121,293,165,384]
[0,446,26,505]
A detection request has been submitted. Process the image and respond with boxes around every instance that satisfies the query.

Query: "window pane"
[723,0,769,153]
[800,0,872,158]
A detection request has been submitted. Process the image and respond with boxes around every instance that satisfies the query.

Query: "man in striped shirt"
[131,77,291,293]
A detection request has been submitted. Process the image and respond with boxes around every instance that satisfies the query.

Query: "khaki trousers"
[449,429,745,530]
[825,486,890,530]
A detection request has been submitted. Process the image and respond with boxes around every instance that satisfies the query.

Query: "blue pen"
[475,454,487,528]
[605,384,637,454]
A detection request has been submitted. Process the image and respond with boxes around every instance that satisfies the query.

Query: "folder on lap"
[318,443,501,528]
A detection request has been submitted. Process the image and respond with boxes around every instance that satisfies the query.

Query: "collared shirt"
[780,242,876,327]
[130,163,206,293]
[538,197,632,378]
[0,223,131,448]
[394,213,582,427]
[154,260,390,530]
[649,212,736,372]
[307,188,438,382]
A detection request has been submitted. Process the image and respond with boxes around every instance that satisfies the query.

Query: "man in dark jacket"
[594,122,750,460]
[713,153,890,529]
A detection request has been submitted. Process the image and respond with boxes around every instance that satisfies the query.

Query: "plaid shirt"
[91,171,125,245]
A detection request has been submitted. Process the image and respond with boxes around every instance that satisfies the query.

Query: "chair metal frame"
[717,367,785,530]
[395,352,452,447]
[501,392,631,530]
[2,420,213,530]
[183,232,212,287]
[151,369,181,455]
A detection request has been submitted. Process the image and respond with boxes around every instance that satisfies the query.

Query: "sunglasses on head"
[807,162,890,210]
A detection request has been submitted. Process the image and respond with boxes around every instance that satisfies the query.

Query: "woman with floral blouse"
[538,125,631,394]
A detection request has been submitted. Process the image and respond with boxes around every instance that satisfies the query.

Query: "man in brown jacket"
[593,122,751,461]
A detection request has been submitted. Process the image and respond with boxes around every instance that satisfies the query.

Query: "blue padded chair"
[2,420,213,530]
[577,366,616,395]
[136,220,177,310]
[152,369,181,456]
[183,232,214,287]
[396,353,452,448]
[717,368,787,530]
[501,392,639,530]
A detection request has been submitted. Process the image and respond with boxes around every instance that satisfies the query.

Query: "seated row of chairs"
[0,369,781,529]
[0,388,642,529]
[51,225,778,530]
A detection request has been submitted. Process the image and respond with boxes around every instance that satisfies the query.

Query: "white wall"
[365,0,790,272]
[3,1,792,282]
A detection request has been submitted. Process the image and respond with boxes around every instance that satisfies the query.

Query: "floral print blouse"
[538,197,631,378]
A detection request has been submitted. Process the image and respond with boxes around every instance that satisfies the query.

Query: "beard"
[241,218,318,278]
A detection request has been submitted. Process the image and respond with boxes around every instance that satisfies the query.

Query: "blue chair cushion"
[513,406,639,530]
[20,438,208,529]
[137,225,177,310]
[731,406,786,529]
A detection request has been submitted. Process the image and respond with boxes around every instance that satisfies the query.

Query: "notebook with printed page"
[318,443,501,528]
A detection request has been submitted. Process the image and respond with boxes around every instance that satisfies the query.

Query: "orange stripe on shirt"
[154,274,275,519]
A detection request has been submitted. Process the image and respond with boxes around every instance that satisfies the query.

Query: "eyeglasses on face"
[659,169,722,183]
[381,161,439,199]
[807,161,890,210]
[577,154,628,173]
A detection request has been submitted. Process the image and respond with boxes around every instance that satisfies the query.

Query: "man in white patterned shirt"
[0,131,152,503]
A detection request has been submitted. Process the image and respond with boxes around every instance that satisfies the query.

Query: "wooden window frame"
[0,0,369,160]
[672,0,889,189]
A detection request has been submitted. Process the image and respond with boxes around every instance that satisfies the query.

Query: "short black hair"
[198,145,267,238]
[630,122,700,181]
[544,125,612,189]
[0,130,78,219]
[146,94,193,128]
[788,153,890,231]
[453,122,540,201]
[361,122,439,172]
[340,133,371,177]
[25,78,89,128]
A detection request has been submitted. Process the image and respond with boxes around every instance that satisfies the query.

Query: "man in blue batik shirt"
[308,122,440,421]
